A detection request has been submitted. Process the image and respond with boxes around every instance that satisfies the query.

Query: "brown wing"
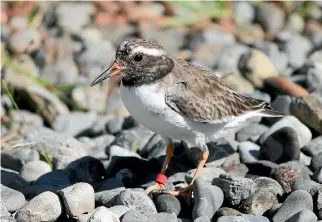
[165,59,277,124]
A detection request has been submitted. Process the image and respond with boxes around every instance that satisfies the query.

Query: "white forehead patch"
[131,46,165,57]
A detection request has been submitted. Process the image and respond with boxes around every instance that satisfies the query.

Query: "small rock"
[88,206,120,222]
[153,193,181,216]
[259,127,300,163]
[66,156,105,184]
[312,153,322,171]
[259,116,312,148]
[1,200,11,218]
[290,94,322,134]
[95,187,125,208]
[193,178,224,220]
[303,136,322,156]
[300,152,312,166]
[273,161,312,193]
[238,141,260,163]
[246,160,278,177]
[148,212,177,222]
[273,190,313,222]
[307,62,322,94]
[1,185,26,212]
[58,183,95,217]
[185,167,226,184]
[108,205,130,218]
[194,216,210,222]
[215,207,242,218]
[94,177,124,192]
[217,214,269,222]
[256,2,284,35]
[292,180,320,195]
[1,147,39,172]
[9,28,41,54]
[19,160,52,182]
[285,209,317,222]
[121,209,148,222]
[15,191,62,222]
[106,117,125,135]
[11,110,43,128]
[313,168,322,184]
[317,189,322,220]
[34,169,72,189]
[233,1,255,24]
[236,124,269,142]
[212,174,255,206]
[1,169,28,190]
[271,95,292,115]
[116,189,157,217]
[107,145,141,159]
[115,168,136,188]
[240,49,278,87]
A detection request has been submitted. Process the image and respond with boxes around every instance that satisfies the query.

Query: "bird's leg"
[146,139,174,194]
[168,149,209,196]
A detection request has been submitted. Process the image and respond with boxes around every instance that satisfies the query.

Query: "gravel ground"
[1,1,322,222]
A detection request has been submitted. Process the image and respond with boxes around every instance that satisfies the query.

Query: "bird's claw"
[146,182,165,194]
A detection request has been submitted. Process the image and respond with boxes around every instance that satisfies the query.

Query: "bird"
[91,39,282,195]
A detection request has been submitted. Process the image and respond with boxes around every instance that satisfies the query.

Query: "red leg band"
[155,173,167,185]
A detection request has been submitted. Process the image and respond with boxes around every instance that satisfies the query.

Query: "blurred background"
[1,1,321,143]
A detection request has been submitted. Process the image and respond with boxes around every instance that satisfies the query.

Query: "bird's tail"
[259,108,284,117]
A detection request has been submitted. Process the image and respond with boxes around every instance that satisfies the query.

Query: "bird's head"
[90,39,174,87]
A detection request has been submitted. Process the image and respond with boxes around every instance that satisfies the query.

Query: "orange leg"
[146,140,174,194]
[168,150,209,196]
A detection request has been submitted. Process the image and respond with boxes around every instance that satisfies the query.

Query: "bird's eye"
[134,54,143,62]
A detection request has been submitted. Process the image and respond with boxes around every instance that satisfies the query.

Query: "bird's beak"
[90,62,121,87]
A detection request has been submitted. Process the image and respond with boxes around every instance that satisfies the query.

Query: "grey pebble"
[94,177,124,192]
[272,161,312,193]
[148,212,177,222]
[256,2,284,34]
[233,1,254,24]
[259,116,312,148]
[193,215,210,222]
[259,127,300,163]
[1,200,11,217]
[9,28,41,54]
[215,207,242,218]
[107,145,141,159]
[292,180,320,195]
[15,191,62,222]
[66,156,105,184]
[312,153,322,171]
[116,189,157,217]
[1,147,39,171]
[212,174,255,206]
[273,190,313,222]
[88,206,120,222]
[1,170,28,190]
[236,123,268,142]
[1,185,26,212]
[185,167,226,184]
[285,209,317,222]
[106,117,125,135]
[313,168,322,184]
[238,141,260,163]
[271,95,292,115]
[217,214,269,222]
[121,209,148,222]
[108,205,130,218]
[153,193,181,216]
[58,182,95,217]
[19,160,51,182]
[300,152,312,166]
[95,187,125,208]
[303,136,322,156]
[193,178,224,220]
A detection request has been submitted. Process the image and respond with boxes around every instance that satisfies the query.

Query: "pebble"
[238,141,260,163]
[240,49,278,87]
[148,212,178,222]
[15,191,62,222]
[54,112,97,137]
[271,95,292,115]
[121,209,148,222]
[11,110,43,128]
[106,117,125,135]
[1,200,11,217]
[233,1,255,24]
[317,189,322,220]
[58,183,95,217]
[236,124,269,142]
[185,167,226,184]
[194,216,210,222]
[88,206,120,222]
[212,174,255,206]
[202,25,235,46]
[256,2,284,35]
[1,147,39,172]
[246,160,278,177]
[217,214,269,222]
[307,62,322,93]
[303,136,322,156]
[1,185,26,212]
[153,192,181,216]
[107,145,141,159]
[259,127,300,163]
[108,205,130,218]
[285,209,317,222]
[259,116,312,148]
[290,94,322,134]
[66,156,105,184]
[116,189,157,217]
[115,168,136,187]
[34,169,72,189]
[312,153,322,171]
[19,160,52,182]
[272,161,312,193]
[9,28,41,54]
[215,207,242,219]
[313,168,322,184]
[95,187,125,208]
[300,152,312,166]
[273,190,313,222]
[94,177,124,192]
[192,178,224,220]
[292,180,320,195]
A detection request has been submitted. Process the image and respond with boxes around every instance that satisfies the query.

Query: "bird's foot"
[146,182,165,194]
[167,184,193,196]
